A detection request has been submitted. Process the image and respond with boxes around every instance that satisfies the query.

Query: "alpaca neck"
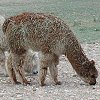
[66,47,88,69]
[65,32,89,69]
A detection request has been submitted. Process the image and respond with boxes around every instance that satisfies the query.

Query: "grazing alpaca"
[2,12,98,86]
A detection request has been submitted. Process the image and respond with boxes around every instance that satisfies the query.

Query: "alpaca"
[2,12,98,86]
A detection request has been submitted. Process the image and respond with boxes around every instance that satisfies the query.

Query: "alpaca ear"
[90,60,95,65]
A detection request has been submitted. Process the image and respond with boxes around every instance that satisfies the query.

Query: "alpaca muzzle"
[89,79,96,85]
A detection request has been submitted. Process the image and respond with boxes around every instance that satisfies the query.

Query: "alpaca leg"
[12,53,30,85]
[49,54,61,85]
[39,53,49,86]
[6,53,18,84]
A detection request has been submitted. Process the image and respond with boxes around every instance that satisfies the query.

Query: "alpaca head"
[78,60,98,85]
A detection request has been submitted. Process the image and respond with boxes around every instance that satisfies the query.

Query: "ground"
[0,41,100,100]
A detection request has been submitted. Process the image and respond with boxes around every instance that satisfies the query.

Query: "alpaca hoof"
[55,81,61,85]
[22,79,31,86]
[15,81,21,85]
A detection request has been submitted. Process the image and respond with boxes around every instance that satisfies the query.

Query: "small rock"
[80,83,85,86]
[94,28,100,31]
[16,94,23,98]
[92,87,95,89]
[73,75,77,77]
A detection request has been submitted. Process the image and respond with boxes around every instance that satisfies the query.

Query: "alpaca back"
[2,12,72,55]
